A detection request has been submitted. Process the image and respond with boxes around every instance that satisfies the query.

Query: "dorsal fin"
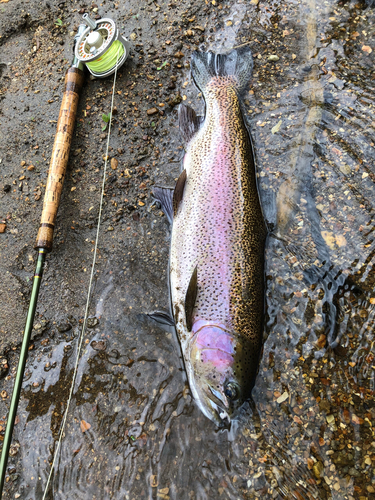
[185,266,198,331]
[179,104,201,142]
[152,186,174,224]
[173,169,187,217]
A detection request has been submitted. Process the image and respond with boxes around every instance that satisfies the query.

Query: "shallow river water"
[7,0,375,499]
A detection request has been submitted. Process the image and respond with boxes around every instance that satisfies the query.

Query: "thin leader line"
[42,48,121,499]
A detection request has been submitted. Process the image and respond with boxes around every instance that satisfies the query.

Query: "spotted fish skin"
[169,49,267,425]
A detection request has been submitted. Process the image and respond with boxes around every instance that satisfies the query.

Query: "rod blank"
[0,249,46,493]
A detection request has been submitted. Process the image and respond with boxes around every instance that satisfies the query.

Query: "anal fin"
[179,104,201,143]
[148,311,175,327]
[152,187,174,224]
[153,169,187,223]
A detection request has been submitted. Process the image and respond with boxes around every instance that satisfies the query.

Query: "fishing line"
[42,45,121,499]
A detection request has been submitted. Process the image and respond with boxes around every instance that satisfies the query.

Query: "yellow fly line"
[86,40,124,74]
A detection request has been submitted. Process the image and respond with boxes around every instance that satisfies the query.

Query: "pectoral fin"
[173,169,187,217]
[185,266,198,332]
[148,311,175,327]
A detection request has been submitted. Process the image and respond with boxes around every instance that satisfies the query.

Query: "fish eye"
[224,382,239,401]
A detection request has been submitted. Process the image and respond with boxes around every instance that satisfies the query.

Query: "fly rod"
[0,14,130,495]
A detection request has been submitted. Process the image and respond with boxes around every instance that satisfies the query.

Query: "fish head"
[188,319,254,426]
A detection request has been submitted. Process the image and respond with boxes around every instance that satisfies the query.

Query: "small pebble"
[87,317,99,328]
[326,414,335,424]
[80,420,91,433]
[276,391,288,404]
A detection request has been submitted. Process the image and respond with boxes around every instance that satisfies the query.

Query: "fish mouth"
[207,386,232,425]
[187,358,241,427]
[191,378,232,426]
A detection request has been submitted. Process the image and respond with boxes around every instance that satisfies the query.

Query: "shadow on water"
[9,0,375,498]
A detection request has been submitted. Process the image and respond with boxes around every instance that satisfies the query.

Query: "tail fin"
[191,47,253,94]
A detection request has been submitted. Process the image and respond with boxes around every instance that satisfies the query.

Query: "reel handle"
[35,67,84,251]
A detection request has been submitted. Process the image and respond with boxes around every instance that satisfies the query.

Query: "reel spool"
[75,13,130,78]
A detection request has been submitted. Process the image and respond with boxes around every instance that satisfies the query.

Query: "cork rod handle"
[35,67,84,251]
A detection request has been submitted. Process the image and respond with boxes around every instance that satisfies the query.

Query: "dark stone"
[348,467,360,477]
[168,94,182,107]
[333,451,355,467]
[56,319,72,333]
[91,340,106,351]
[318,399,331,413]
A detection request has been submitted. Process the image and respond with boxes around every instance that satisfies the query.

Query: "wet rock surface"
[0,0,374,499]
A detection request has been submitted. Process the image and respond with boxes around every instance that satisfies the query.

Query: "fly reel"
[75,13,130,78]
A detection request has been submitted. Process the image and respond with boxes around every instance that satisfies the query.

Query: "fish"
[152,48,267,426]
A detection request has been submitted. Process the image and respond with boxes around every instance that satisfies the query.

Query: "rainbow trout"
[153,48,266,425]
